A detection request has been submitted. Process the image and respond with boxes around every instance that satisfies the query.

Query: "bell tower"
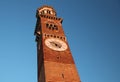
[34,5,81,82]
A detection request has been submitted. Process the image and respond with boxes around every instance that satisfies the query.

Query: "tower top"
[36,5,57,17]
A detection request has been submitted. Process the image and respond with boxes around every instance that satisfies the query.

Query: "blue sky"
[0,0,120,82]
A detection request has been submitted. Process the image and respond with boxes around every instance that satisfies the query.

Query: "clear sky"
[0,0,120,82]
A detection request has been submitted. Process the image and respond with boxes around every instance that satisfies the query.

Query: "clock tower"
[34,5,81,82]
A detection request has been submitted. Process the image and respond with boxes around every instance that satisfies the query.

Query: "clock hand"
[50,41,61,48]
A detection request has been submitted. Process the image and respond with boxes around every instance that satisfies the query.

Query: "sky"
[0,0,120,82]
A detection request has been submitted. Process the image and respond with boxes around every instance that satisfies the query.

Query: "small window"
[47,35,49,37]
[49,27,51,30]
[44,34,46,36]
[57,36,59,38]
[55,27,58,30]
[54,36,56,38]
[50,24,53,27]
[52,27,54,30]
[54,25,56,28]
[62,74,64,78]
[46,23,49,27]
[49,16,50,19]
[63,37,65,40]
[57,56,60,59]
[47,10,51,14]
[51,35,53,37]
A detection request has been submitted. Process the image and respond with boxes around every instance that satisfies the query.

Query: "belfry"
[34,5,81,82]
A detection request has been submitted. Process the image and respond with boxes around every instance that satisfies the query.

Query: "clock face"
[45,38,67,51]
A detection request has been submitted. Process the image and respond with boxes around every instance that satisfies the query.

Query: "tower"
[34,5,81,82]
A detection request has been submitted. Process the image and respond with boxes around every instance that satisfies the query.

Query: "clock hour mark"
[57,56,60,59]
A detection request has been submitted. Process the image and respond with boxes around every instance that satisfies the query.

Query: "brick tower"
[34,5,81,82]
